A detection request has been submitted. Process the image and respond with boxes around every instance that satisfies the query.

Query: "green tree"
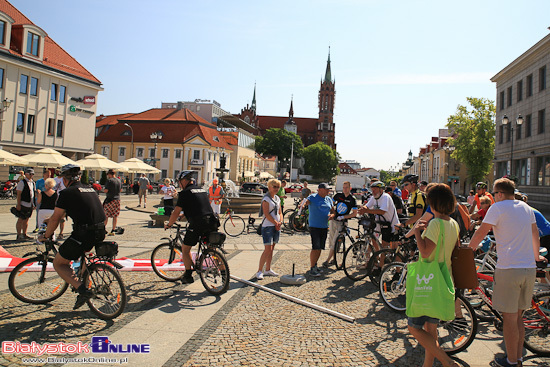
[379,170,401,185]
[81,170,89,185]
[303,142,339,181]
[446,97,496,185]
[255,129,304,165]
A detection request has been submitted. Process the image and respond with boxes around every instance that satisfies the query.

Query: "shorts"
[262,225,280,246]
[19,205,33,219]
[183,216,219,247]
[380,226,396,242]
[103,200,121,218]
[138,188,147,197]
[310,227,328,250]
[407,316,439,329]
[493,267,536,313]
[58,229,106,261]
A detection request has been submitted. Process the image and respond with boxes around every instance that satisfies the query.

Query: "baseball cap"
[318,183,329,189]
[24,168,35,174]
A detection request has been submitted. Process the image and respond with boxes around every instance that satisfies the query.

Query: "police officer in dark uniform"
[165,170,219,284]
[41,164,106,309]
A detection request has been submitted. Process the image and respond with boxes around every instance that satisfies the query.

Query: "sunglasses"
[493,191,501,195]
[390,185,396,187]
[403,183,410,186]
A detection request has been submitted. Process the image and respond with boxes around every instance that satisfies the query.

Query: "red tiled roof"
[258,115,318,134]
[96,113,135,128]
[219,131,238,146]
[96,111,232,151]
[123,108,213,124]
[0,1,101,84]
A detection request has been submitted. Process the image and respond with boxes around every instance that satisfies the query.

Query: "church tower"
[317,48,336,149]
[284,96,297,134]
[239,83,259,130]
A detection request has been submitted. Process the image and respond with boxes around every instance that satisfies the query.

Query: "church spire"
[289,95,294,119]
[251,83,257,113]
[324,47,332,83]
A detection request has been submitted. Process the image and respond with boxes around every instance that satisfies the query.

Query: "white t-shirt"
[262,195,281,227]
[482,199,536,269]
[54,177,65,194]
[161,185,176,200]
[366,193,399,232]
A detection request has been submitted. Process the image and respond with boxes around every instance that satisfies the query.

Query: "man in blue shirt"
[390,180,402,197]
[300,183,333,277]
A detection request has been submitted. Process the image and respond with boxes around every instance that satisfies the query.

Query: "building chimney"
[177,101,184,110]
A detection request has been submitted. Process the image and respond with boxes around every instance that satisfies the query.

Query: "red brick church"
[236,51,336,150]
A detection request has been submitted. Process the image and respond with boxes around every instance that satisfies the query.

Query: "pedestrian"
[138,173,149,208]
[53,171,66,239]
[36,178,57,228]
[469,182,494,214]
[300,183,333,277]
[103,169,122,235]
[403,174,426,227]
[256,179,283,280]
[359,181,399,250]
[419,180,428,193]
[408,183,461,367]
[208,178,225,216]
[390,180,402,198]
[467,190,475,207]
[32,169,51,232]
[300,181,311,199]
[323,181,357,267]
[15,168,36,241]
[161,178,177,216]
[468,178,544,367]
[385,186,405,216]
[277,180,287,211]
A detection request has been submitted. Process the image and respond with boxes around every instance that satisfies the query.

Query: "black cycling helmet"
[403,174,418,184]
[177,170,196,181]
[476,182,487,189]
[60,164,81,181]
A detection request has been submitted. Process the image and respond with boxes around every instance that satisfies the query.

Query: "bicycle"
[342,214,382,281]
[9,236,127,320]
[289,205,309,232]
[220,198,245,237]
[151,222,230,295]
[332,218,361,270]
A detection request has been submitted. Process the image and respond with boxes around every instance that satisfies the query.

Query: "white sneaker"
[255,271,264,280]
[263,269,279,277]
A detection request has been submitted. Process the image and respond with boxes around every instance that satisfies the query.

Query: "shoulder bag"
[451,246,478,289]
[406,219,456,321]
[257,196,277,236]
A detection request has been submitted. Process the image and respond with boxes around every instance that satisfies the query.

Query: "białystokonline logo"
[2,336,150,356]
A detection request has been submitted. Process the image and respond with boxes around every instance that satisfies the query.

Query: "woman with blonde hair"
[256,178,283,280]
[37,178,57,227]
[161,178,176,216]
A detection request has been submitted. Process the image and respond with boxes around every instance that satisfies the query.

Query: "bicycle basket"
[359,214,376,231]
[95,241,119,257]
[208,232,226,247]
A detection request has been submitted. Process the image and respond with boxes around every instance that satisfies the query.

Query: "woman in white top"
[161,178,177,215]
[256,179,283,280]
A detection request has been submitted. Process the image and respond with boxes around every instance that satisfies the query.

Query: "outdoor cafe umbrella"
[259,171,274,179]
[244,171,254,178]
[0,148,28,165]
[20,148,78,168]
[119,158,161,173]
[75,154,128,172]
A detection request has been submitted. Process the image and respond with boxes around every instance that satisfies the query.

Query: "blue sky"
[12,0,550,171]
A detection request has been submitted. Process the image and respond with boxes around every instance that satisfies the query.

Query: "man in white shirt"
[469,177,544,367]
[358,181,399,250]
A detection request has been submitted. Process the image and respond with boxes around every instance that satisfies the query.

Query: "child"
[471,196,491,223]
[408,183,460,367]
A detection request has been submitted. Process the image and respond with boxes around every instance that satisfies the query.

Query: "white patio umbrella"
[0,149,28,165]
[75,154,128,172]
[119,158,160,173]
[244,171,254,177]
[20,148,78,168]
[259,171,274,179]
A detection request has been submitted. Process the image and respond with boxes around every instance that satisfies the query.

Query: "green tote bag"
[405,219,455,321]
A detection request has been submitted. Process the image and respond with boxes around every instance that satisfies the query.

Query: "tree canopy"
[303,142,339,181]
[255,128,304,161]
[446,97,496,185]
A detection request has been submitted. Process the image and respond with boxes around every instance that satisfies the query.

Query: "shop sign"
[190,159,203,166]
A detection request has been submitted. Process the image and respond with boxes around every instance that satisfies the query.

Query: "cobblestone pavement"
[1,194,550,366]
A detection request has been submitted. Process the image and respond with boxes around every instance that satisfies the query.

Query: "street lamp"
[501,114,523,176]
[0,98,11,121]
[123,123,134,158]
[150,131,163,168]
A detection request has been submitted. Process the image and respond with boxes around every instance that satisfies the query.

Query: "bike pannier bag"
[208,232,227,247]
[451,247,478,289]
[95,241,119,257]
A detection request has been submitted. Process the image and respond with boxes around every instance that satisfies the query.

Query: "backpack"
[450,204,469,240]
[457,203,471,232]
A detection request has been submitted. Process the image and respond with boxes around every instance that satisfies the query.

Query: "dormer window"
[0,12,14,49]
[0,20,5,45]
[26,31,39,56]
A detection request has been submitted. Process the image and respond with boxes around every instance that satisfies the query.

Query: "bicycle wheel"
[343,240,373,281]
[151,243,185,281]
[223,215,245,237]
[439,294,478,355]
[334,235,346,270]
[198,249,230,295]
[84,263,127,320]
[523,291,550,356]
[290,212,308,232]
[282,209,295,230]
[9,257,68,304]
[379,262,407,313]
[462,271,495,322]
[367,249,396,288]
